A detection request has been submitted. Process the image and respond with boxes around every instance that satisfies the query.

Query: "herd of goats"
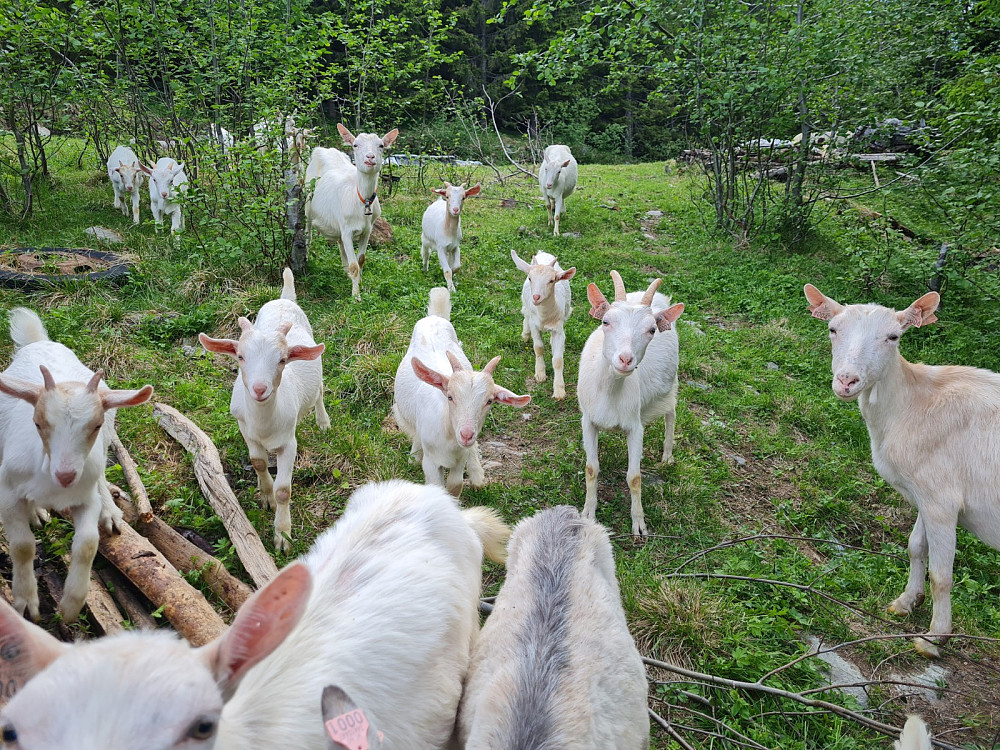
[0,120,992,749]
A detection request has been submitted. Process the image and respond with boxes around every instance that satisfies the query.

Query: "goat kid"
[511,250,576,400]
[0,308,152,621]
[538,144,578,237]
[200,269,328,552]
[141,158,188,234]
[421,182,481,292]
[0,480,510,750]
[805,283,1000,657]
[106,145,145,225]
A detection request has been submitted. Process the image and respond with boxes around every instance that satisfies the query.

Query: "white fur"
[106,145,144,225]
[209,123,234,152]
[894,716,932,750]
[458,506,649,749]
[393,288,530,496]
[538,144,578,236]
[577,274,684,536]
[512,250,576,399]
[0,480,511,750]
[0,308,151,621]
[421,182,481,292]
[142,157,188,234]
[805,284,1000,657]
[199,269,329,553]
[305,125,398,300]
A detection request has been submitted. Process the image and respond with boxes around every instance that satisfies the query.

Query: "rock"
[806,636,869,708]
[84,226,125,244]
[888,662,949,703]
[686,380,710,391]
[643,233,657,240]
[767,361,779,370]
[645,210,664,217]
[561,232,583,239]
[681,320,705,337]
[369,217,393,245]
[721,450,746,467]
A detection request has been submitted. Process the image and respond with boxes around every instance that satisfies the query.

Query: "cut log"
[96,515,226,645]
[152,403,278,587]
[79,568,126,635]
[97,567,158,631]
[110,429,153,522]
[111,486,253,612]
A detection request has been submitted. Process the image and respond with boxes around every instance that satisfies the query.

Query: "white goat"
[209,123,234,152]
[578,271,684,536]
[140,158,188,234]
[458,505,650,749]
[0,479,511,750]
[305,124,398,300]
[106,145,145,225]
[805,283,1000,657]
[199,268,328,553]
[0,308,153,621]
[538,144,578,236]
[393,287,530,496]
[895,716,932,750]
[511,250,576,400]
[420,182,481,292]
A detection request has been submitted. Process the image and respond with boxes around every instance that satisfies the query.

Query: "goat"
[0,479,510,750]
[578,271,684,536]
[200,268,328,553]
[106,145,145,225]
[458,505,650,749]
[393,287,530,496]
[805,283,1000,657]
[140,158,188,234]
[0,308,153,621]
[895,716,932,750]
[538,144,578,236]
[322,685,383,750]
[305,124,398,300]
[420,182,481,292]
[511,250,576,400]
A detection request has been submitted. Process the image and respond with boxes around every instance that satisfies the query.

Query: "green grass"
[1,142,997,748]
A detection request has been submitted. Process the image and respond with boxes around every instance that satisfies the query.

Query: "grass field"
[1,142,997,748]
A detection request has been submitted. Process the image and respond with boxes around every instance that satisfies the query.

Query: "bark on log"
[110,430,153,522]
[97,567,158,631]
[152,402,278,587]
[112,487,253,612]
[79,569,126,635]
[97,516,226,645]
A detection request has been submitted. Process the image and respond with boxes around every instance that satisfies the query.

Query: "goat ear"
[655,303,685,332]
[322,685,384,750]
[510,250,531,274]
[0,375,42,405]
[433,188,447,196]
[412,357,449,393]
[561,159,571,168]
[898,292,939,330]
[287,343,325,362]
[381,129,399,148]
[199,333,238,357]
[0,599,68,702]
[587,283,610,321]
[337,123,356,145]
[804,284,844,320]
[200,563,312,701]
[464,184,481,198]
[138,163,152,175]
[557,266,577,283]
[101,384,153,411]
[493,387,530,408]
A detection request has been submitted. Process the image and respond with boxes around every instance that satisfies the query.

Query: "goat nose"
[55,470,77,488]
[619,354,634,368]
[161,191,168,197]
[460,427,475,443]
[532,294,541,303]
[836,373,860,390]
[253,383,267,398]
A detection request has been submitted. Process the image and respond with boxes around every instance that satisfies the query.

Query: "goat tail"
[9,308,49,350]
[428,287,451,320]
[894,716,932,750]
[462,506,511,565]
[281,267,297,301]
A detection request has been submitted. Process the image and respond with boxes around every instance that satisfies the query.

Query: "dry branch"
[79,569,126,635]
[112,486,252,612]
[110,429,152,521]
[152,402,278,587]
[96,514,226,645]
[97,568,158,630]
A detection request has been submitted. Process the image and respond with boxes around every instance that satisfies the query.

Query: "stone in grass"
[84,226,125,244]
[645,210,664,217]
[369,217,393,246]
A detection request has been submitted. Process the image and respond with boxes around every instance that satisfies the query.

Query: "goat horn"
[548,256,558,267]
[610,271,627,303]
[641,278,662,306]
[86,369,104,393]
[483,355,501,376]
[39,365,56,391]
[446,350,464,372]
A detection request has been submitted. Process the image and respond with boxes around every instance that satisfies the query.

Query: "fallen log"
[112,486,253,612]
[152,402,278,587]
[110,429,153,522]
[79,569,126,635]
[97,567,158,630]
[96,514,226,645]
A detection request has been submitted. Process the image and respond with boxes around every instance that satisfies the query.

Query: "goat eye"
[1,724,16,743]
[93,423,102,433]
[486,399,493,406]
[828,327,837,335]
[887,333,899,342]
[237,355,244,361]
[602,320,610,327]
[187,717,217,740]
[33,422,41,430]
[279,358,287,365]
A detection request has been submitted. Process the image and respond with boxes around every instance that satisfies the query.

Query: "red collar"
[357,186,377,215]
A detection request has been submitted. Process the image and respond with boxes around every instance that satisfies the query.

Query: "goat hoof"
[274,532,292,554]
[913,637,941,659]
[660,454,675,466]
[260,493,276,511]
[888,593,922,616]
[553,388,566,400]
[631,520,649,538]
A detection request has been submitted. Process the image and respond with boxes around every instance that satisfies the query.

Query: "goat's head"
[411,353,530,447]
[141,160,186,200]
[543,157,572,190]
[432,182,481,217]
[115,160,141,193]
[804,284,939,400]
[0,367,152,489]
[0,563,312,750]
[511,250,575,306]
[337,124,398,175]
[199,318,324,403]
[587,271,683,376]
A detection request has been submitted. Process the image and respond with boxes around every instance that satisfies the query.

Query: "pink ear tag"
[325,709,371,750]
